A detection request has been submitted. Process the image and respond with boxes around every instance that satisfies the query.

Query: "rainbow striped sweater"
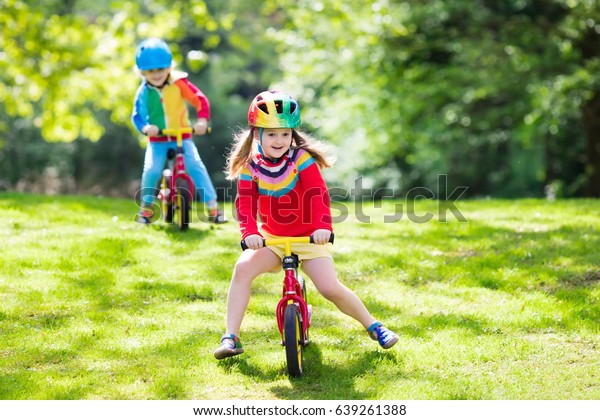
[237,148,332,239]
[131,70,210,142]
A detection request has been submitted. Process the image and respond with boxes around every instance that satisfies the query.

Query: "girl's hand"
[143,125,160,136]
[311,229,332,245]
[194,118,209,136]
[243,234,264,250]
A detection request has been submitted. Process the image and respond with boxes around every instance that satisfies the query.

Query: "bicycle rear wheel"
[298,275,310,344]
[284,304,304,377]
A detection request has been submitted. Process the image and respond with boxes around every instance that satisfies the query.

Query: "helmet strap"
[258,128,263,146]
[256,128,265,155]
[256,127,289,164]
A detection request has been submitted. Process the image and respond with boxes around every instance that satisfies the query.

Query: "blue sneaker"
[367,322,399,349]
[214,334,244,359]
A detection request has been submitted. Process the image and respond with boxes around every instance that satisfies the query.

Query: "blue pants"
[140,140,217,207]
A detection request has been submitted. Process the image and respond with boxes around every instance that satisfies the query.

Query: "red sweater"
[236,148,332,239]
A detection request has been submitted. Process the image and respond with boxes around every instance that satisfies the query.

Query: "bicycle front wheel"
[163,199,174,224]
[174,180,190,231]
[162,176,173,224]
[284,304,304,377]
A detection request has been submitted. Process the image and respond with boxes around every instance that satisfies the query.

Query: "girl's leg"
[225,247,281,336]
[301,257,376,329]
[303,257,399,349]
[214,247,280,359]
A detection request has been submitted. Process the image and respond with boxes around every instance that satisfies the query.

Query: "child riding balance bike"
[240,234,333,376]
[131,37,226,226]
[214,91,398,375]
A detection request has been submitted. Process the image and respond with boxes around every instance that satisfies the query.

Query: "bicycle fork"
[276,258,310,346]
[158,156,174,205]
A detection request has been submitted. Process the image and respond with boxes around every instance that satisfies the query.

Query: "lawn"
[0,193,599,399]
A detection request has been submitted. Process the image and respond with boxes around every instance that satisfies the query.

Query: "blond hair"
[226,128,336,180]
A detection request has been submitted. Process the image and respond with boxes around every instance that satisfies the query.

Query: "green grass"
[0,193,599,399]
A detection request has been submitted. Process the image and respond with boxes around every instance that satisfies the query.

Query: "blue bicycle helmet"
[135,38,172,71]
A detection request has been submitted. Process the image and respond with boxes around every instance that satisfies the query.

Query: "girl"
[214,90,398,359]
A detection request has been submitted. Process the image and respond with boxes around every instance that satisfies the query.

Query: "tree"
[0,0,282,196]
[546,0,600,196]
[273,0,600,197]
[0,0,142,142]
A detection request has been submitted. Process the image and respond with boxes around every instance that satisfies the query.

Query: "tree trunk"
[582,92,600,197]
[578,24,600,197]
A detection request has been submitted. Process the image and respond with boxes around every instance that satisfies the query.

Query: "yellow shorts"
[261,231,333,261]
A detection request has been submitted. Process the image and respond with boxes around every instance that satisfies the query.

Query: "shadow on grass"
[424,222,599,286]
[217,342,402,399]
[217,356,279,382]
[399,312,496,339]
[353,219,600,331]
[276,346,402,400]
[153,223,216,242]
[437,223,600,328]
[0,332,100,399]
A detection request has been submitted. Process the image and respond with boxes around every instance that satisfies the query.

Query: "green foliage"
[0,0,598,197]
[274,0,600,197]
[1,193,599,399]
[0,0,139,142]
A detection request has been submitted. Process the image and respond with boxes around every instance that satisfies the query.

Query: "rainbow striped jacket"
[131,70,210,142]
[236,148,332,238]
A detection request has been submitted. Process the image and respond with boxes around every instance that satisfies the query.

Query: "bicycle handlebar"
[160,127,193,136]
[240,233,334,251]
[157,126,212,137]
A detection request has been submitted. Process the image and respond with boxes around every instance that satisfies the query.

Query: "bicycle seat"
[166,148,176,159]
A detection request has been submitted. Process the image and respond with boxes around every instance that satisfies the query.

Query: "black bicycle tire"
[298,275,309,344]
[284,304,303,377]
[175,180,190,231]
[162,177,173,224]
[299,275,306,300]
[164,201,174,223]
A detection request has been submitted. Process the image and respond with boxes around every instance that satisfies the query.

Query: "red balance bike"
[156,127,197,231]
[242,234,334,377]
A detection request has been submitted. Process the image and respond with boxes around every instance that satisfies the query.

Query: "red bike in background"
[157,127,195,231]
